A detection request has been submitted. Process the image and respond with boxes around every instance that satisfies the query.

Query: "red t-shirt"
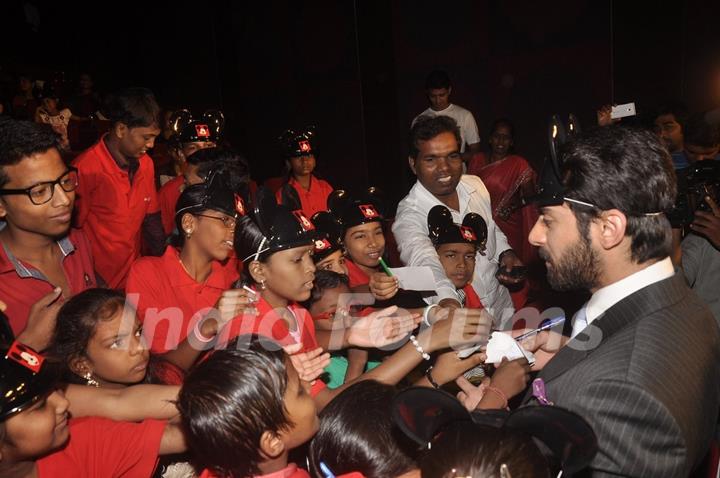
[345,260,372,288]
[199,463,310,478]
[126,246,239,353]
[73,136,160,289]
[158,175,184,236]
[221,293,326,397]
[36,417,166,478]
[275,175,333,218]
[0,227,96,336]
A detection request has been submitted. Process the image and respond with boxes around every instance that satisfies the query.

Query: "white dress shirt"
[392,174,514,320]
[572,257,676,336]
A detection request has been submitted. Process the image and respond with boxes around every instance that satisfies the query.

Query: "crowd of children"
[3,78,718,477]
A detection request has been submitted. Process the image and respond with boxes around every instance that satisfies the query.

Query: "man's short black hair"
[0,119,61,187]
[102,87,160,129]
[425,70,451,90]
[684,112,720,148]
[409,115,461,159]
[561,126,676,264]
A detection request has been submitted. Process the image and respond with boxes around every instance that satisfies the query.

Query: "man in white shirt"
[392,115,524,323]
[516,126,719,476]
[412,70,481,160]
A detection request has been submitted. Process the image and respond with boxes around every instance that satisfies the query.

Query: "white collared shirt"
[585,257,676,326]
[412,104,480,152]
[392,174,514,318]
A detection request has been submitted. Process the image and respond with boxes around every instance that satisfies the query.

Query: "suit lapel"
[526,273,688,400]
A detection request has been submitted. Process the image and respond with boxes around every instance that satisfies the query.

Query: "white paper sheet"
[485,331,536,365]
[388,266,437,291]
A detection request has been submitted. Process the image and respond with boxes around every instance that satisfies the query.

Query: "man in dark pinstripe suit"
[523,126,720,477]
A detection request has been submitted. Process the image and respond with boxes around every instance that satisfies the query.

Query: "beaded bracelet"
[422,304,439,327]
[409,334,431,361]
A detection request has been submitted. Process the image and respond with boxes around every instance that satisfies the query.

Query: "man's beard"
[540,235,601,291]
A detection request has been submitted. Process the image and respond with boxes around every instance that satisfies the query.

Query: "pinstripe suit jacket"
[523,273,720,477]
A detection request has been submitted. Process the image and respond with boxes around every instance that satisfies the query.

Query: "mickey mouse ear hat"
[427,205,488,253]
[279,126,317,158]
[170,109,225,144]
[392,387,598,475]
[175,168,247,220]
[0,341,59,420]
[531,114,581,208]
[243,187,318,262]
[311,211,345,261]
[327,187,385,231]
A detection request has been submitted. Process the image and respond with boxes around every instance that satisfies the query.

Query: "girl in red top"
[228,189,488,409]
[326,188,387,289]
[127,169,254,372]
[276,127,333,218]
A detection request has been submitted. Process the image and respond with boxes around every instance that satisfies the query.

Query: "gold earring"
[184,229,192,239]
[84,371,100,388]
[260,279,267,290]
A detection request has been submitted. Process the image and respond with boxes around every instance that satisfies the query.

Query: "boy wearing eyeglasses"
[0,119,97,348]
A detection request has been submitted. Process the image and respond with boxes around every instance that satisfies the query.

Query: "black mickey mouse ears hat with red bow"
[327,187,385,232]
[242,187,319,261]
[175,168,247,220]
[0,341,59,421]
[427,204,488,252]
[279,126,317,158]
[170,109,225,144]
[310,211,344,261]
[392,387,598,476]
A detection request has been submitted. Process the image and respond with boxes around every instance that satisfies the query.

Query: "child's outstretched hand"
[284,343,331,384]
[346,306,421,348]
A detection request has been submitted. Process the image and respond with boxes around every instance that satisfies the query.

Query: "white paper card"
[388,266,436,291]
[485,331,535,365]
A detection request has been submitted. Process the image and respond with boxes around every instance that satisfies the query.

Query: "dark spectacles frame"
[0,167,79,205]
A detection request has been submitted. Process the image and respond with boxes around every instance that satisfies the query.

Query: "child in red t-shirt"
[47,288,185,386]
[0,341,185,478]
[178,336,318,478]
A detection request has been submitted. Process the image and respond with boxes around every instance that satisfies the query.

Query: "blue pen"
[319,461,336,478]
[514,316,566,342]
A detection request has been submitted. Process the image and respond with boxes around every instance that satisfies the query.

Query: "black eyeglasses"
[0,168,79,205]
[194,213,238,229]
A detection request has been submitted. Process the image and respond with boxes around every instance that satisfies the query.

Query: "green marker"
[378,257,393,276]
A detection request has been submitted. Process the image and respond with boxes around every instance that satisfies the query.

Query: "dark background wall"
[2,0,718,210]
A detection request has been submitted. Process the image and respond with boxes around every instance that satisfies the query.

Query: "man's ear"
[0,198,7,219]
[597,209,627,250]
[407,156,417,175]
[259,430,285,459]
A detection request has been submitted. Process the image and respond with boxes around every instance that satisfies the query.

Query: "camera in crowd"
[668,161,720,228]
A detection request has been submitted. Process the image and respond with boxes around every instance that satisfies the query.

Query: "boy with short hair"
[177,337,318,478]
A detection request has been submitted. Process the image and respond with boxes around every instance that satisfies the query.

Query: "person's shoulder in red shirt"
[200,463,311,478]
[36,417,168,477]
[158,175,184,235]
